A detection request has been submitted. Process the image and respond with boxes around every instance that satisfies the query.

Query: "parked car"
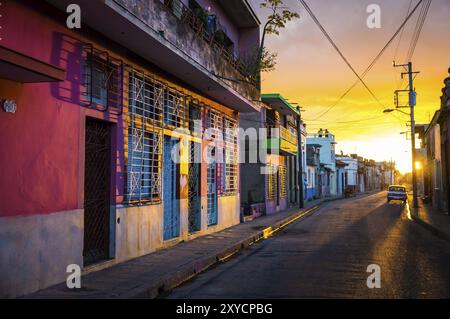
[387,185,408,203]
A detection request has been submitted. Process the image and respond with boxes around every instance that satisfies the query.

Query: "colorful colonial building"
[0,0,261,297]
[240,94,303,218]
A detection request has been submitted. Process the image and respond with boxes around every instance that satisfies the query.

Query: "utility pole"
[394,61,420,208]
[297,109,305,209]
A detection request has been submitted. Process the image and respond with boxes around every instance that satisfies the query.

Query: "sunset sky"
[253,0,450,173]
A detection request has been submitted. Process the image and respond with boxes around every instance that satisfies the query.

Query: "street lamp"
[383,108,410,116]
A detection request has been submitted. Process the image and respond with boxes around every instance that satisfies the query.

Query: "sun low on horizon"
[254,0,450,174]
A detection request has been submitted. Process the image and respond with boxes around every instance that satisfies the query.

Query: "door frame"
[82,117,115,266]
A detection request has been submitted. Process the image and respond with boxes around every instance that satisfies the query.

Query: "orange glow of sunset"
[255,0,450,173]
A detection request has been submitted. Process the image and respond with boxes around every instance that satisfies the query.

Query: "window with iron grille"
[129,72,164,121]
[223,117,238,195]
[84,50,123,111]
[267,165,278,200]
[189,102,202,136]
[126,71,163,204]
[126,128,162,203]
[207,109,223,140]
[279,165,287,198]
[164,89,186,128]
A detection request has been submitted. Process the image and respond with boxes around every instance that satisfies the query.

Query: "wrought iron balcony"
[161,0,256,84]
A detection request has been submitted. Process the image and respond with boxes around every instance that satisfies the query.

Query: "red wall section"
[0,1,82,217]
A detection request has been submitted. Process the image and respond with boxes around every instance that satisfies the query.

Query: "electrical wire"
[394,0,414,60]
[303,0,425,122]
[298,0,385,113]
[406,0,432,62]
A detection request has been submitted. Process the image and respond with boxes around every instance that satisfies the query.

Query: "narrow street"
[168,192,450,299]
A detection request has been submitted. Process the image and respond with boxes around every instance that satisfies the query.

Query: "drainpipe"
[297,110,305,209]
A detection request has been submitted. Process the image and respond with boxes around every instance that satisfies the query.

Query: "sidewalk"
[410,198,450,243]
[26,198,336,299]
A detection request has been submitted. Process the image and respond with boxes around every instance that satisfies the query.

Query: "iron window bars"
[267,165,278,201]
[223,116,238,195]
[125,69,164,204]
[82,44,124,114]
[279,165,287,198]
[189,100,203,136]
[164,88,187,129]
[206,108,224,141]
[121,63,239,204]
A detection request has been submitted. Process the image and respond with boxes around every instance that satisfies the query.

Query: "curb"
[127,205,321,299]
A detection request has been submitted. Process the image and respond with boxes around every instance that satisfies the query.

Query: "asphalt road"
[167,192,450,299]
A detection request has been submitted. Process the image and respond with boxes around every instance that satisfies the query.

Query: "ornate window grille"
[206,108,223,140]
[83,45,123,113]
[223,116,238,195]
[188,101,202,136]
[267,165,278,201]
[280,165,287,198]
[125,70,163,204]
[164,88,186,128]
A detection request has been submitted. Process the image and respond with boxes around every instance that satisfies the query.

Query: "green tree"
[257,0,300,78]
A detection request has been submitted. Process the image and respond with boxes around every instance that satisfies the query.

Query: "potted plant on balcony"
[192,5,208,29]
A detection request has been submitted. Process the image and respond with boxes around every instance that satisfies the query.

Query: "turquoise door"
[164,137,180,240]
[207,146,218,226]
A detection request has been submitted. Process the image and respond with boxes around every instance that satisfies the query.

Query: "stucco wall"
[0,209,83,298]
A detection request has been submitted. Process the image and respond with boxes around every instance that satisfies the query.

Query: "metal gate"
[207,146,218,226]
[164,137,180,240]
[188,141,201,233]
[83,118,111,266]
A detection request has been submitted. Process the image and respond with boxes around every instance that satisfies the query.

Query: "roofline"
[261,93,300,116]
[424,109,441,135]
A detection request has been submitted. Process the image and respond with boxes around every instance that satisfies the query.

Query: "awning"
[0,45,66,83]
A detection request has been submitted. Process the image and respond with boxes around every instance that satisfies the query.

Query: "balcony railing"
[280,126,298,146]
[161,0,256,85]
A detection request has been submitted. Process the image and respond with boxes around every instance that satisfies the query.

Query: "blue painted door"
[164,137,180,240]
[207,146,218,226]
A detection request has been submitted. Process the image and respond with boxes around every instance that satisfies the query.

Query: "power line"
[304,0,425,121]
[307,115,386,124]
[298,0,385,112]
[394,0,414,60]
[406,0,432,62]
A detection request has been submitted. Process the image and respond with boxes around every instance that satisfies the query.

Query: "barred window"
[84,50,123,111]
[129,73,163,121]
[279,165,287,198]
[222,117,238,195]
[164,89,186,128]
[207,109,223,140]
[127,128,162,202]
[188,102,202,136]
[267,165,278,201]
[126,71,163,204]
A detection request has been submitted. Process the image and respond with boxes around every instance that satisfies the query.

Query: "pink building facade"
[0,0,260,297]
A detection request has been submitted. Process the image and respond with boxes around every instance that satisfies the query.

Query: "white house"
[307,129,337,196]
[336,155,359,192]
